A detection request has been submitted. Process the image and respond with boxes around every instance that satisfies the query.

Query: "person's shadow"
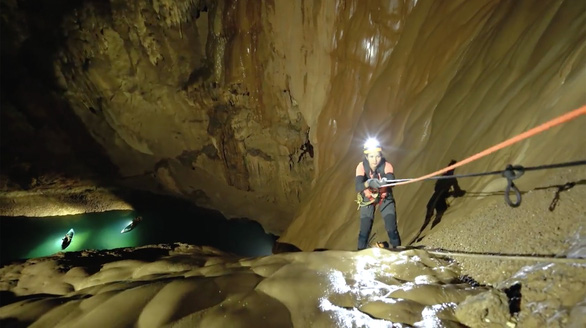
[411,160,466,244]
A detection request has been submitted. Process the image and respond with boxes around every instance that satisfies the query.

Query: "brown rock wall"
[280,0,586,249]
[2,0,323,234]
[1,0,584,244]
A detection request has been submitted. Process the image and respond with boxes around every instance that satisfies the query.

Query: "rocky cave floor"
[411,167,586,326]
[1,168,585,326]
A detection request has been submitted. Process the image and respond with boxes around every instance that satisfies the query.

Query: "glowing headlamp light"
[363,138,382,154]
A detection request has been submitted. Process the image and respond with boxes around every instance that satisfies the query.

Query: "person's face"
[366,152,382,169]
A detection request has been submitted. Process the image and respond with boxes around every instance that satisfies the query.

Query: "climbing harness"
[356,158,394,209]
[355,192,379,209]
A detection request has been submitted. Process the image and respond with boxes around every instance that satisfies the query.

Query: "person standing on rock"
[355,138,400,250]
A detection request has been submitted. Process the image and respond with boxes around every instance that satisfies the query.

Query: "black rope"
[381,160,585,208]
[424,160,586,181]
[424,160,586,208]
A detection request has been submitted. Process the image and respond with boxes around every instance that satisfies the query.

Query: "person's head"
[363,138,382,168]
[445,159,457,175]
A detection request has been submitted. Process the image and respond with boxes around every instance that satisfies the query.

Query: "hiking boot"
[375,241,389,248]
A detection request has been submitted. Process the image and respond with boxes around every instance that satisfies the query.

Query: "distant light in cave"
[60,228,75,249]
[121,216,143,233]
[95,217,141,250]
[27,230,90,259]
[121,220,134,232]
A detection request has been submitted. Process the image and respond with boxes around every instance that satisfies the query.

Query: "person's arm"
[452,179,462,192]
[356,175,368,192]
[356,163,368,192]
[451,178,465,197]
[383,162,396,182]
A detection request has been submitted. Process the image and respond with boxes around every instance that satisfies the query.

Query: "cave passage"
[1,195,277,265]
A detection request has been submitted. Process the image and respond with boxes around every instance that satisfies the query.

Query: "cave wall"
[1,0,585,244]
[1,0,330,234]
[53,0,323,234]
[280,0,586,249]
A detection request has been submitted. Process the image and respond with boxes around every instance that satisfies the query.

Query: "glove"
[367,178,383,189]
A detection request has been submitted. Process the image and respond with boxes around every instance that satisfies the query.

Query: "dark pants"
[358,197,400,249]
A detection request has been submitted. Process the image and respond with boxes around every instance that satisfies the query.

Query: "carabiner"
[502,165,524,207]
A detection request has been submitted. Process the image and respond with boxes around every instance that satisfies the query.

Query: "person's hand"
[367,178,383,189]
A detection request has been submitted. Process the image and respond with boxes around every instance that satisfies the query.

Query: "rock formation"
[1,0,585,249]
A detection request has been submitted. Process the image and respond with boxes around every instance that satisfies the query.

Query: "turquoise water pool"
[1,201,276,264]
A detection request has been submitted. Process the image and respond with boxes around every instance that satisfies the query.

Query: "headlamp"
[363,138,382,154]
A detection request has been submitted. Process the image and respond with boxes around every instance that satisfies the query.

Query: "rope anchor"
[502,164,524,207]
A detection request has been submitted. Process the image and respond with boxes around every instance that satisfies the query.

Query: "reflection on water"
[1,200,277,265]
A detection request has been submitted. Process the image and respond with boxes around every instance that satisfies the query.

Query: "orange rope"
[388,105,586,187]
